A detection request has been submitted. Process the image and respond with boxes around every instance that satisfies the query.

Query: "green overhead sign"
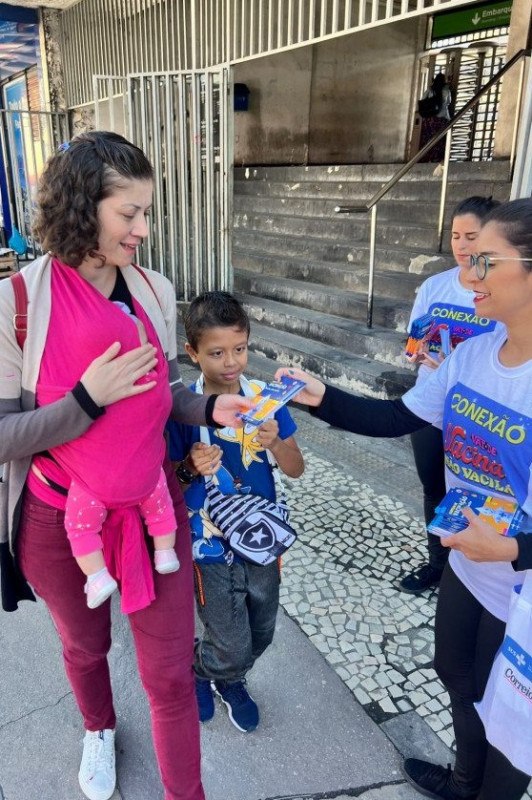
[432,0,512,39]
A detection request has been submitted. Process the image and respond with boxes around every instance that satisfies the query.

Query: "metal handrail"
[335,47,531,328]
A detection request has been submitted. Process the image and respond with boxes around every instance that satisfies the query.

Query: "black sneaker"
[213,679,259,732]
[400,564,443,595]
[402,758,477,800]
[195,677,215,723]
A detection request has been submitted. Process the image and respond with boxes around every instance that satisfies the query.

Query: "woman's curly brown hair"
[33,131,153,267]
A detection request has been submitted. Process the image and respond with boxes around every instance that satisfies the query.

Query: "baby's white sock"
[87,567,109,584]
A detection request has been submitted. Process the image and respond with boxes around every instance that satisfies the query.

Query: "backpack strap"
[132,263,162,309]
[10,272,28,350]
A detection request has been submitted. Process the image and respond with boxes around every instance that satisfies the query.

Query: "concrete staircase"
[232,161,512,398]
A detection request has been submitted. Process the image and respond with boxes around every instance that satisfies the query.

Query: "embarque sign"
[432,0,512,39]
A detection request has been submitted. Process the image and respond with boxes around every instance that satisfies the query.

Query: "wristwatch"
[175,458,198,484]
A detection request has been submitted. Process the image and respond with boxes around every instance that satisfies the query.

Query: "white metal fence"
[94,68,232,300]
[62,0,476,108]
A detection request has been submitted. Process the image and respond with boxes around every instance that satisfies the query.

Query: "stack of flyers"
[238,375,306,427]
[428,487,525,538]
[405,313,438,359]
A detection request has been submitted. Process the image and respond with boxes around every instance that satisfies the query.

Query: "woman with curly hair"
[0,131,251,800]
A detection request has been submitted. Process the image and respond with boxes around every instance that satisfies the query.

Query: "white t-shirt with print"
[409,266,499,385]
[403,327,532,621]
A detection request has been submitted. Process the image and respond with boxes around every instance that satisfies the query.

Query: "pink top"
[29,259,173,613]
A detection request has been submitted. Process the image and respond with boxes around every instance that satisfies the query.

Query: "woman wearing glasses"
[276,197,532,800]
[401,196,501,596]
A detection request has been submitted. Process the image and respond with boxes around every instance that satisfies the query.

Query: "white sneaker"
[78,729,116,800]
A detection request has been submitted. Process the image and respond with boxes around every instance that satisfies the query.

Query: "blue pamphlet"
[239,375,306,427]
[428,487,525,538]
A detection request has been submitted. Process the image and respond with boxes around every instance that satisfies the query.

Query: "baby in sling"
[36,261,179,611]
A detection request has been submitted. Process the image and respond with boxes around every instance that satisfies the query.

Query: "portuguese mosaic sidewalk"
[282,408,450,743]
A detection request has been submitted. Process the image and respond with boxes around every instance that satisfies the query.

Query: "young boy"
[167,291,304,732]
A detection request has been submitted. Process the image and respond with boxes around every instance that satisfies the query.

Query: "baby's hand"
[256,419,280,450]
[188,442,222,476]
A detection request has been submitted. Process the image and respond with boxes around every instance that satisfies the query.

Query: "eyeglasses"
[469,253,532,280]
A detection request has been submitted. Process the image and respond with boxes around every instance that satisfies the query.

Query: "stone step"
[234,177,511,204]
[244,318,416,398]
[233,270,411,331]
[238,293,409,366]
[234,210,442,251]
[233,192,512,225]
[234,194,451,225]
[235,160,511,184]
[233,251,424,302]
[232,228,454,275]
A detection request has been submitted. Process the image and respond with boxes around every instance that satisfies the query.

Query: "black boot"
[400,563,443,594]
[402,758,477,799]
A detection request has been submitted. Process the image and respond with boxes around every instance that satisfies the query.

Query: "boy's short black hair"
[184,291,251,350]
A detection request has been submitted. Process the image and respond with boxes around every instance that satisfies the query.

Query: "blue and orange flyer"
[405,314,452,360]
[428,487,524,538]
[239,375,306,427]
[405,313,438,359]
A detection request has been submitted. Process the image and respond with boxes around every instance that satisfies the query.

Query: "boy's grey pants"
[193,559,280,684]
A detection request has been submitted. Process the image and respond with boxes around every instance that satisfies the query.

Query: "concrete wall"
[308,20,421,164]
[234,18,421,166]
[493,0,531,159]
[233,48,314,165]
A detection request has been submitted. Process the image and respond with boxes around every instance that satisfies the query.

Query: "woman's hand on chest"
[80,341,158,407]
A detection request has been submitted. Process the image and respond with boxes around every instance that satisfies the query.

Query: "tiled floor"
[280,441,455,749]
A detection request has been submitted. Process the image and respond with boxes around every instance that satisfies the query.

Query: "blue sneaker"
[213,680,259,732]
[195,677,215,723]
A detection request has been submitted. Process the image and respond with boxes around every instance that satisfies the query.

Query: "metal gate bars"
[95,68,232,301]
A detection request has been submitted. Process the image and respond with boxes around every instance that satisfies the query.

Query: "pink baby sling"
[36,260,173,613]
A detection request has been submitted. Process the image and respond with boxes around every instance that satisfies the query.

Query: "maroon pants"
[17,460,205,800]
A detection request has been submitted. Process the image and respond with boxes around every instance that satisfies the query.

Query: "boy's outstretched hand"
[187,442,223,477]
[256,418,305,478]
[256,419,280,450]
[274,367,326,407]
